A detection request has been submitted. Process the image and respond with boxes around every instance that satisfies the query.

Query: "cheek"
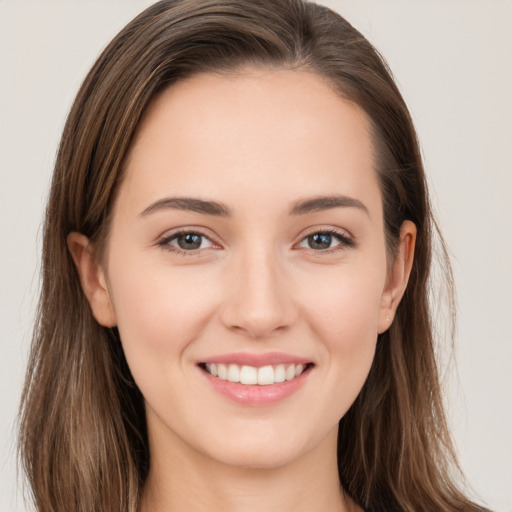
[299,263,384,406]
[106,255,220,375]
[301,260,384,343]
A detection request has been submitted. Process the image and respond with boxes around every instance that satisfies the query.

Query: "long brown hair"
[19,1,482,511]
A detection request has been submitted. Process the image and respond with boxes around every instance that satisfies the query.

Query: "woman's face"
[78,68,412,469]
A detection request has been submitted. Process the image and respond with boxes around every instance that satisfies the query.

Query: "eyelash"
[157,228,355,257]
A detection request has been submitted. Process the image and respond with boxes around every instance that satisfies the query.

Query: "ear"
[67,232,117,327]
[377,220,417,334]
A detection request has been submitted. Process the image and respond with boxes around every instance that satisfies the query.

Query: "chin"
[208,444,300,471]
[198,425,322,471]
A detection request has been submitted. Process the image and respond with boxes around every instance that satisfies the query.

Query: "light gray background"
[1,1,511,511]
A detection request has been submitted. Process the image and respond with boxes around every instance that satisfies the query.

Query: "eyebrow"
[139,196,231,217]
[289,195,369,216]
[139,194,369,218]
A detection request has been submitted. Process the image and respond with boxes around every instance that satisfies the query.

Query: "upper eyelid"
[300,225,352,239]
[158,227,217,243]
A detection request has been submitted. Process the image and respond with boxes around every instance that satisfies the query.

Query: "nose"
[219,246,298,339]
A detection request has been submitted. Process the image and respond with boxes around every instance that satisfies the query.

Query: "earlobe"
[377,221,417,333]
[67,232,117,327]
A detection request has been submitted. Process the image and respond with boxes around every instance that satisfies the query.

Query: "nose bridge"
[220,241,297,339]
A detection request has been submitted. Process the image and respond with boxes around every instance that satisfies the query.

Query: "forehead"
[119,68,381,221]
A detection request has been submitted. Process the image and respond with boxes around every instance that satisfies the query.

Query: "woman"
[18,1,486,511]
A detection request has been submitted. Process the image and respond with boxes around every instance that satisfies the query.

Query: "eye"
[159,230,215,255]
[297,229,354,253]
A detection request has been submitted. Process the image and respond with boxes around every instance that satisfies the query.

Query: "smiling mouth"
[199,362,314,386]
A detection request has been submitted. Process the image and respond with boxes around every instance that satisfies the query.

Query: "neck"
[139,424,359,512]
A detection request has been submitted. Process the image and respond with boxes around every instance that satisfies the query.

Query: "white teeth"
[274,364,286,383]
[217,363,227,380]
[204,362,308,385]
[227,364,240,382]
[240,365,258,385]
[205,363,218,377]
[257,365,274,385]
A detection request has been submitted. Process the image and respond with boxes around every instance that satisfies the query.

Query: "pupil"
[178,233,201,250]
[309,233,331,250]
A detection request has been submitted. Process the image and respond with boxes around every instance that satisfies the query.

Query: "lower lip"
[200,366,312,406]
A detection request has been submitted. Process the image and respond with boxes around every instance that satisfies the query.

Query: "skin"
[69,68,416,512]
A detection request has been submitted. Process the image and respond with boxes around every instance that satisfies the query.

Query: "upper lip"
[199,351,313,367]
